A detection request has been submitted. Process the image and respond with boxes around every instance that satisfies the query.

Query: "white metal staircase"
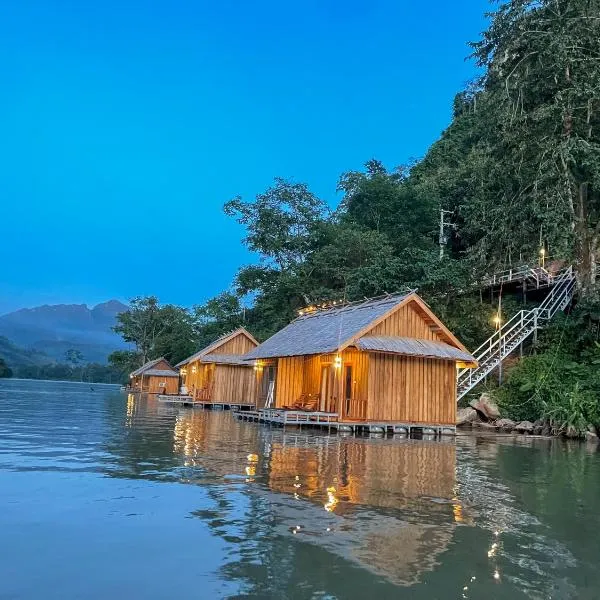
[457,266,576,400]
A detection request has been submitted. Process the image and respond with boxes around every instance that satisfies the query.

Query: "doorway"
[319,365,334,412]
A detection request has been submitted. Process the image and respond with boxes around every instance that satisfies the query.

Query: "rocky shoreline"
[457,394,599,442]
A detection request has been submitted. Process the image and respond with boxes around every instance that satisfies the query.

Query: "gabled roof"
[176,327,258,367]
[130,357,177,377]
[355,336,476,364]
[245,292,472,361]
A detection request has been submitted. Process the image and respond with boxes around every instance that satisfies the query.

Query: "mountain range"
[0,300,130,366]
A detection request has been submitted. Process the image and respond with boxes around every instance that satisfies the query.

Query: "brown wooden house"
[129,357,179,394]
[245,292,476,425]
[176,327,259,405]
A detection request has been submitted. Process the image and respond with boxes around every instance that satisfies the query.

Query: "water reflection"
[1,381,599,599]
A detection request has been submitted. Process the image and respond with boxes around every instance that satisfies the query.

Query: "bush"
[496,351,600,435]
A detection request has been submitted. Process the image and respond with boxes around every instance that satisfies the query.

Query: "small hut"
[129,357,179,394]
[244,292,476,426]
[176,327,259,406]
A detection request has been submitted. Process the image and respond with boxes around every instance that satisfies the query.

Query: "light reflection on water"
[0,379,599,599]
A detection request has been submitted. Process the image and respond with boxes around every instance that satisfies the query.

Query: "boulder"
[496,418,516,432]
[469,393,501,421]
[515,420,534,434]
[541,423,552,437]
[457,407,478,427]
[585,430,599,443]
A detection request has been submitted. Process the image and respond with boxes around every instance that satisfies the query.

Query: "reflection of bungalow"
[245,292,476,425]
[129,357,179,394]
[176,327,258,405]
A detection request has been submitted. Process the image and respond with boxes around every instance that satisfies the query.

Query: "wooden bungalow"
[129,357,179,394]
[176,327,259,406]
[245,292,476,426]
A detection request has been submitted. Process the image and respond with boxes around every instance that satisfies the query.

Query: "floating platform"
[157,394,196,405]
[233,408,455,437]
[157,395,256,411]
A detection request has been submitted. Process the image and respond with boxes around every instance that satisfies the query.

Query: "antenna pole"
[439,209,454,260]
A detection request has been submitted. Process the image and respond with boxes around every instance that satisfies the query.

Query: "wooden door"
[320,365,333,412]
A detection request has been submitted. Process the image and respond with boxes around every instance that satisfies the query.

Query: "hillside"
[0,336,52,368]
[0,300,130,364]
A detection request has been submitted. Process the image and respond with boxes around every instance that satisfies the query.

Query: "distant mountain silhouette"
[0,300,130,364]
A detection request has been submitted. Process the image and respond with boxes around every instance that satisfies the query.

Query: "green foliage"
[14,362,123,384]
[497,301,600,432]
[107,350,142,378]
[0,357,13,378]
[113,297,196,366]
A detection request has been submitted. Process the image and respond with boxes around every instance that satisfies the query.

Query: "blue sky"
[0,0,489,314]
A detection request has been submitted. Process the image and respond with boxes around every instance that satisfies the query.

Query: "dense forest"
[110,0,600,433]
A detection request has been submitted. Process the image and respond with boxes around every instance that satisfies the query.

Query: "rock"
[496,418,516,432]
[469,393,501,421]
[457,407,478,426]
[472,421,499,431]
[585,430,599,443]
[541,423,552,436]
[565,425,580,439]
[515,420,534,434]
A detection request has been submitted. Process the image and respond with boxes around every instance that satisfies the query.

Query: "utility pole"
[439,209,455,259]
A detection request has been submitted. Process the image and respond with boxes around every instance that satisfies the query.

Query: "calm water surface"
[1,380,599,599]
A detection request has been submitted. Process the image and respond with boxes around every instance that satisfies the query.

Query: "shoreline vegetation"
[3,1,599,439]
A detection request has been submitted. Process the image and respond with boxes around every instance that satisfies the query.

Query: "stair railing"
[457,267,575,400]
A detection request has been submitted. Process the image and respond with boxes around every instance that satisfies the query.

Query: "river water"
[0,379,599,599]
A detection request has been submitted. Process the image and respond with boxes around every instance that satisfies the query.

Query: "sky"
[0,0,489,315]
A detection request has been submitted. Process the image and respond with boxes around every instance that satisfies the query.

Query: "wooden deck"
[157,395,256,411]
[233,408,455,437]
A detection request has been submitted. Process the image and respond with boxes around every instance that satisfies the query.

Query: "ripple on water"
[0,379,599,599]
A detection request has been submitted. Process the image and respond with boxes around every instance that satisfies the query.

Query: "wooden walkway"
[157,395,255,411]
[234,408,455,437]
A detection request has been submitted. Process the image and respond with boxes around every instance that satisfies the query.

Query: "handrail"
[457,267,575,400]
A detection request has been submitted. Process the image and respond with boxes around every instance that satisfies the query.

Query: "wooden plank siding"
[206,332,256,356]
[367,354,456,424]
[275,356,304,407]
[368,302,443,341]
[212,364,256,405]
[146,375,179,394]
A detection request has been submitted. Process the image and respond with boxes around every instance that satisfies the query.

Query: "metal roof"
[130,357,177,377]
[199,354,254,367]
[142,369,180,377]
[245,293,412,360]
[355,336,476,363]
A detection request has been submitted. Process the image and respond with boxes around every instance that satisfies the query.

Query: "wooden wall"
[368,301,443,341]
[212,364,256,405]
[367,354,456,424]
[184,362,213,395]
[146,375,179,394]
[273,349,369,415]
[275,356,304,407]
[207,332,257,356]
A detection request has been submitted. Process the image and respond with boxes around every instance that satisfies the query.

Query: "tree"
[467,0,600,294]
[108,350,142,378]
[0,358,12,378]
[113,297,197,366]
[65,349,84,380]
[224,178,329,271]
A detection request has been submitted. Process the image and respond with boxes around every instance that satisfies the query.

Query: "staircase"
[457,266,576,400]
